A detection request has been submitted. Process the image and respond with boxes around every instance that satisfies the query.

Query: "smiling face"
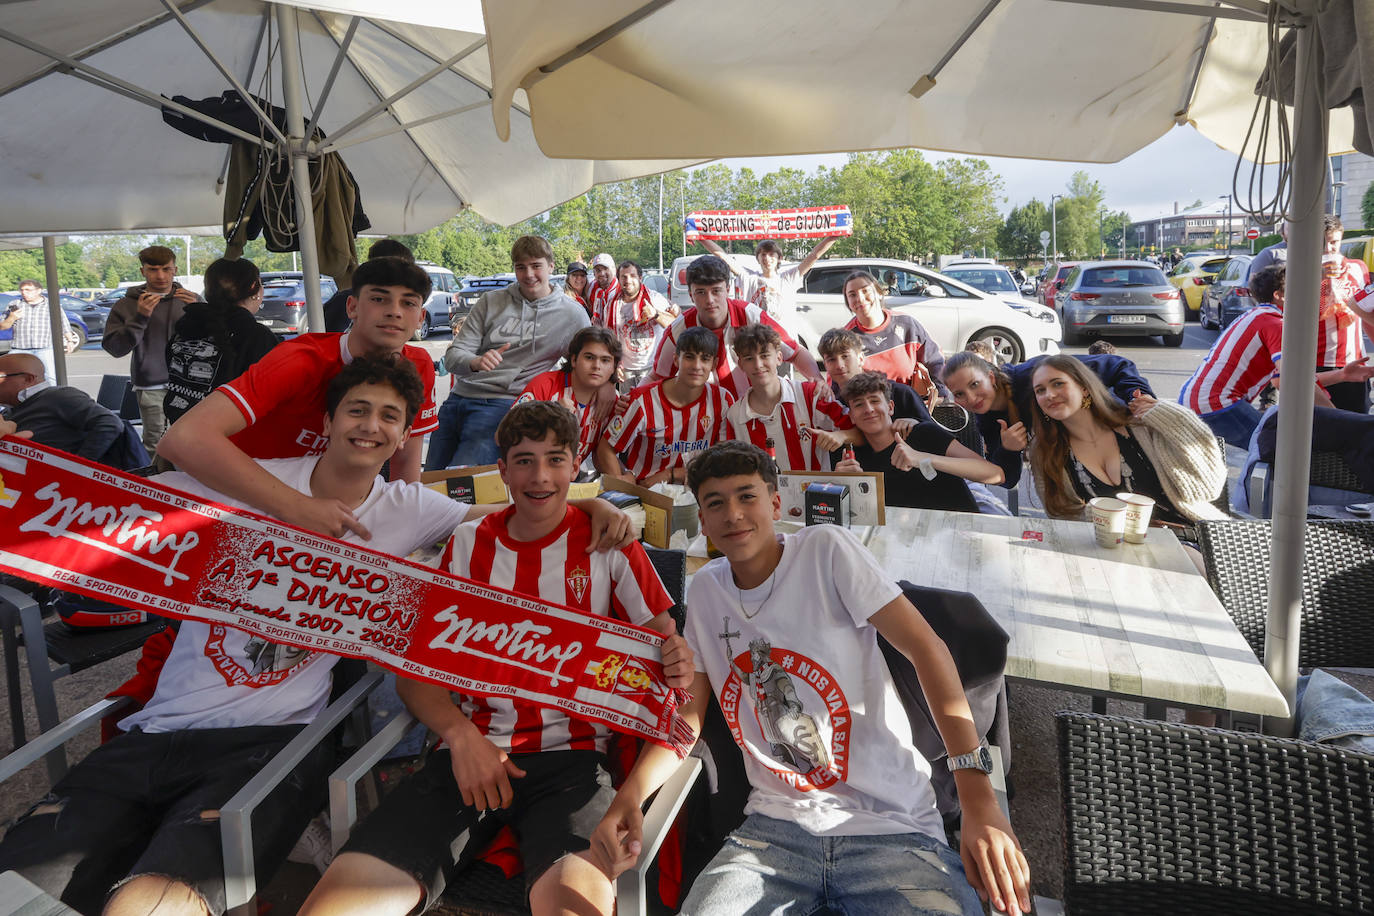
[567,270,588,293]
[674,348,717,390]
[571,341,616,390]
[845,390,894,437]
[593,264,614,289]
[695,473,781,569]
[738,344,782,389]
[843,277,884,328]
[945,365,1003,415]
[322,381,411,468]
[756,250,781,274]
[689,281,730,328]
[514,256,554,300]
[618,265,641,299]
[499,432,576,538]
[1031,364,1089,423]
[347,284,425,354]
[822,346,865,385]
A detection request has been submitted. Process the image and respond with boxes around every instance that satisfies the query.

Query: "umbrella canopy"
[484,0,1370,738]
[484,0,1352,164]
[0,0,698,236]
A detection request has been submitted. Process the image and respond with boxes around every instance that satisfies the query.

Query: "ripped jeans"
[680,813,983,915]
[0,725,332,915]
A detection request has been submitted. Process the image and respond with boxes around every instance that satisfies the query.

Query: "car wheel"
[1200,303,1215,331]
[412,313,430,342]
[968,328,1022,364]
[1061,324,1082,346]
[1162,330,1185,347]
[71,325,87,349]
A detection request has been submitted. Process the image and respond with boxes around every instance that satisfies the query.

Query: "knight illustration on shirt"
[721,621,832,774]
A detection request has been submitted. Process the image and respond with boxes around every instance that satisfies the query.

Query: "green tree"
[998,199,1050,263]
[936,158,1004,254]
[1362,184,1374,231]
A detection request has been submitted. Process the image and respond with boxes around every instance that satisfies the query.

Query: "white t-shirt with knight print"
[120,457,470,733]
[684,523,943,840]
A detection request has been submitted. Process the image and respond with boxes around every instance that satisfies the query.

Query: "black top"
[1068,429,1186,526]
[854,420,978,513]
[322,287,353,333]
[164,303,279,426]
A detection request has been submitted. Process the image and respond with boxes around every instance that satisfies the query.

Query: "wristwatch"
[946,741,994,775]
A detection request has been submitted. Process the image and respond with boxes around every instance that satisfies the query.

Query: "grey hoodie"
[444,282,590,399]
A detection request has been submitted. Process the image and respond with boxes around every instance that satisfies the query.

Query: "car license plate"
[258,320,273,327]
[1107,315,1147,324]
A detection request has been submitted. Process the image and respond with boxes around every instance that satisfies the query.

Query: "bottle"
[764,437,779,473]
[842,444,856,465]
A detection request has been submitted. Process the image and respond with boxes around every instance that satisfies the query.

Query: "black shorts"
[0,725,332,916]
[342,748,614,911]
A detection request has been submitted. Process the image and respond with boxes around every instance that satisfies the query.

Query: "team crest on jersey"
[567,564,591,603]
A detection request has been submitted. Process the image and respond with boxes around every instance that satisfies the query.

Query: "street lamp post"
[1222,193,1233,255]
[1122,213,1128,258]
[1051,193,1063,261]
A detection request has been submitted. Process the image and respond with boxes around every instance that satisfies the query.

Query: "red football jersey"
[1180,305,1284,413]
[515,369,613,466]
[725,377,850,472]
[440,505,672,754]
[606,380,733,481]
[650,300,799,399]
[222,332,437,458]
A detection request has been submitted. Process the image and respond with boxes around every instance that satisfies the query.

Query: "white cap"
[591,253,615,270]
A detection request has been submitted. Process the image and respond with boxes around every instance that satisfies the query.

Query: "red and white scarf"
[0,439,693,753]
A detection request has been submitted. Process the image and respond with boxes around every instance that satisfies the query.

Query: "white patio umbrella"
[0,0,700,335]
[482,0,1370,734]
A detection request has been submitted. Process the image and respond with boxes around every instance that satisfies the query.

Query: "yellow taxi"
[1167,253,1231,318]
[1339,235,1374,273]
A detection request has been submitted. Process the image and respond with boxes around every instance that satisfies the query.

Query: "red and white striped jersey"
[606,380,734,481]
[590,281,620,325]
[1316,258,1369,366]
[650,299,799,399]
[441,505,672,755]
[1180,304,1284,414]
[725,378,851,471]
[515,369,613,466]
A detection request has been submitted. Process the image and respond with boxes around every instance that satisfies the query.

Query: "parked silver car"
[1054,260,1185,347]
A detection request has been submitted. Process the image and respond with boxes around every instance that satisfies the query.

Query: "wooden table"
[856,509,1288,721]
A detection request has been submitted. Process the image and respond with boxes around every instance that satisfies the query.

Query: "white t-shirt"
[609,288,673,373]
[739,264,803,337]
[120,457,471,733]
[685,524,944,840]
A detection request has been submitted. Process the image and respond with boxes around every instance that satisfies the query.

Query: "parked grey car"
[1054,261,1185,347]
[1199,254,1255,331]
[257,272,338,336]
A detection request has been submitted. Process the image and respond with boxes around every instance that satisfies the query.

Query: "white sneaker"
[287,812,334,874]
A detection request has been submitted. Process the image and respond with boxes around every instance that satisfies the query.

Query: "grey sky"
[715,126,1261,223]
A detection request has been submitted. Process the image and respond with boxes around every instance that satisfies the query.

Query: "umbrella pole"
[276,5,325,333]
[42,236,67,386]
[1264,17,1325,737]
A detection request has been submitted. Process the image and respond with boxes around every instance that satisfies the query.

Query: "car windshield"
[944,268,1018,294]
[262,281,302,297]
[1201,258,1229,274]
[1055,266,1075,280]
[1081,267,1168,288]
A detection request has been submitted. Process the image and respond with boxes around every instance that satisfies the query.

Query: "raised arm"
[156,391,373,539]
[699,240,745,277]
[796,236,840,276]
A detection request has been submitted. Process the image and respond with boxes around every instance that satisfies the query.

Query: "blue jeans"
[1197,400,1263,450]
[423,393,514,471]
[16,346,55,383]
[680,814,983,915]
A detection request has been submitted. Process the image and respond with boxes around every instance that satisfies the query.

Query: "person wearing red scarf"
[608,260,679,390]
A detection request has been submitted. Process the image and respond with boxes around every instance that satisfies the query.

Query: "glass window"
[804,268,851,295]
[1081,267,1168,287]
[943,268,1018,294]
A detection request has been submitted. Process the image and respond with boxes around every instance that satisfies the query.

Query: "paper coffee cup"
[1088,497,1127,548]
[1116,492,1155,544]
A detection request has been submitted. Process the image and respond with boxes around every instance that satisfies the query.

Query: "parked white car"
[792,258,1061,363]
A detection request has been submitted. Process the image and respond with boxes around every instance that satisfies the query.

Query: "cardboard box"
[420,465,508,505]
[600,476,677,548]
[804,481,851,527]
[777,471,884,526]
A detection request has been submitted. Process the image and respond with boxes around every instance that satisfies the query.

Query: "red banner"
[685,205,853,242]
[0,439,692,754]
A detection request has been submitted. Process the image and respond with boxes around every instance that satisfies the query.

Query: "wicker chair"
[1197,519,1374,667]
[1057,712,1374,915]
[1243,449,1373,518]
